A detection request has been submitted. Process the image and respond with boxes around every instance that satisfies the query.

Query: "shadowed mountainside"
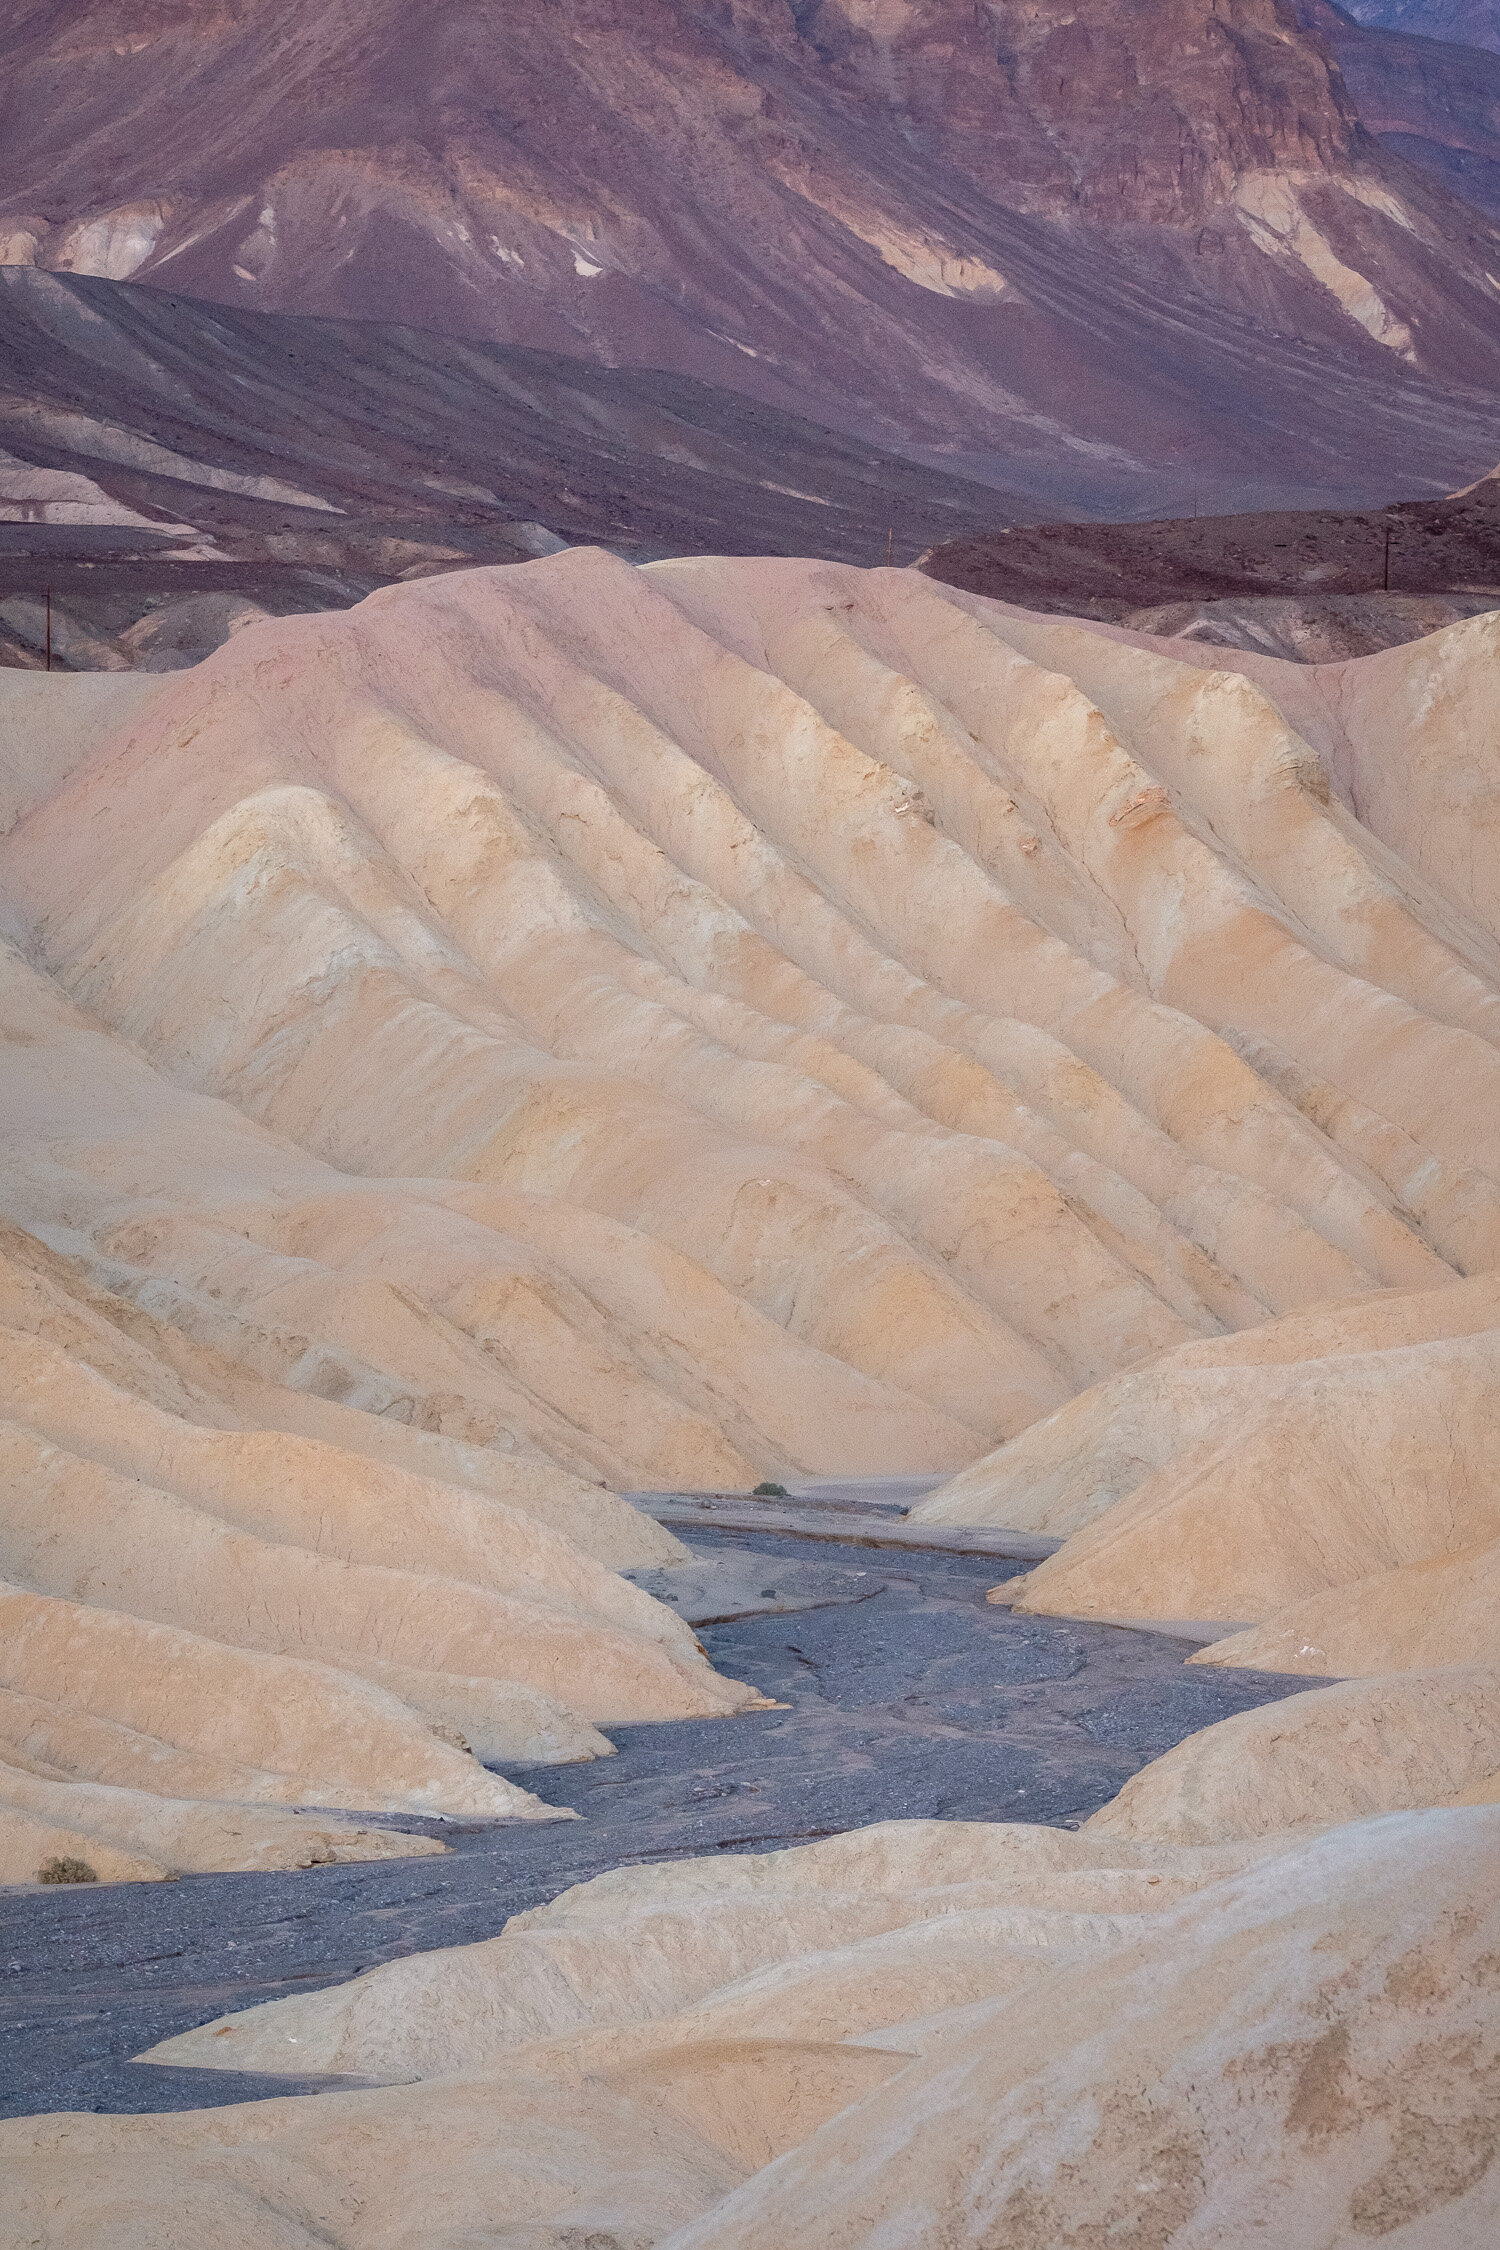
[4,265,1500,673]
[4,0,1500,516]
[0,266,1022,669]
[1344,0,1500,49]
[1303,0,1500,217]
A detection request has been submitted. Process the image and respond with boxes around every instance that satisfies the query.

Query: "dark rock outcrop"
[917,467,1500,654]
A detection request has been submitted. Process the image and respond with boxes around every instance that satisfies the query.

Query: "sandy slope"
[1085,1668,1500,1842]
[7,1810,1492,2246]
[2,554,1496,2233]
[905,588,1500,1660]
[1,552,1498,1866]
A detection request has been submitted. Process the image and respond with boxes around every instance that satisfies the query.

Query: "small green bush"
[38,1855,98,1885]
[752,1480,789,1498]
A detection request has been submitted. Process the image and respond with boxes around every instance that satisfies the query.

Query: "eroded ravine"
[0,1519,1322,2121]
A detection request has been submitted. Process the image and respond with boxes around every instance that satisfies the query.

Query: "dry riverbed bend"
[0,1518,1323,2122]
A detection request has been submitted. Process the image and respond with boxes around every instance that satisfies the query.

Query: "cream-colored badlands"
[7,1811,1494,2244]
[0,556,1496,2239]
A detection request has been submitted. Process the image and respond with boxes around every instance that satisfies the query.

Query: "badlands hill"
[2,555,1497,2238]
[1,548,1499,1853]
[5,0,1500,516]
[8,1811,1495,2242]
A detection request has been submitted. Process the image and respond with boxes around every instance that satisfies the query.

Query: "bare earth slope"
[919,461,1500,657]
[0,267,1015,575]
[1307,1,1500,219]
[5,0,1500,514]
[3,551,1498,1861]
[8,1809,1493,2245]
[3,557,1497,2234]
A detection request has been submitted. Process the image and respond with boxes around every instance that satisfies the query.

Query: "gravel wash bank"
[0,1529,1323,2120]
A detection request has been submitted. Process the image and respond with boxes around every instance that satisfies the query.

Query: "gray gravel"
[0,1529,1327,2121]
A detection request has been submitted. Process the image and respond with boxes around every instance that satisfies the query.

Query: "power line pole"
[45,588,51,672]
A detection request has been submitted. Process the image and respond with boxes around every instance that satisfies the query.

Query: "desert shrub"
[752,1481,789,1498]
[37,1855,98,1885]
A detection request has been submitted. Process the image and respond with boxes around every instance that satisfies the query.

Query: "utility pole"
[887,526,894,567]
[1383,526,1392,594]
[45,588,51,672]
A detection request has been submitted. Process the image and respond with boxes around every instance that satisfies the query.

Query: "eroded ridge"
[0,552,1497,1859]
[1,552,1497,2239]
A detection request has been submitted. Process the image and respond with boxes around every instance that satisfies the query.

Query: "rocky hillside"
[917,462,1500,653]
[1303,0,1500,218]
[4,0,1500,514]
[1344,0,1500,49]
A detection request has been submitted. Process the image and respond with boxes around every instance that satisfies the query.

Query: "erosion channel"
[0,1492,1323,2122]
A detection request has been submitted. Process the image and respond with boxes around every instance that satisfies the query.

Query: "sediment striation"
[1,550,1496,1839]
[2,550,1497,2234]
